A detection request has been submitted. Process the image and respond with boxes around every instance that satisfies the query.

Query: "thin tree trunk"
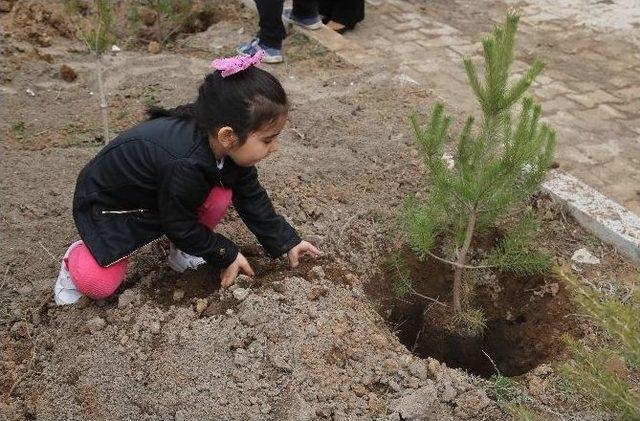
[453,210,477,314]
[97,55,109,144]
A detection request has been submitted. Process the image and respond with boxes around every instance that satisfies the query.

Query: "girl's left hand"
[287,241,322,268]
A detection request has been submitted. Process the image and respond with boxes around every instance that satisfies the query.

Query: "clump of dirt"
[2,1,75,42]
[368,238,581,379]
[119,0,253,46]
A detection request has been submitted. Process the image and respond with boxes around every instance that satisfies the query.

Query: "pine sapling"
[70,0,115,144]
[405,12,555,324]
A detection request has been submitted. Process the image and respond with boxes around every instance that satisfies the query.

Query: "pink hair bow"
[210,51,264,77]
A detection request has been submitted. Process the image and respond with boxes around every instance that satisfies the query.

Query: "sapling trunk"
[453,210,477,314]
[96,55,110,144]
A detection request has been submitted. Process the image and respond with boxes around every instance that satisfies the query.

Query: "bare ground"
[1,2,638,420]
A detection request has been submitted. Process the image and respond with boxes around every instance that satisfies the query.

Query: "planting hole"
[367,247,581,378]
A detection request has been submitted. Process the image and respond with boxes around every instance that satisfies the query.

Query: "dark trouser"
[319,0,365,29]
[255,0,319,49]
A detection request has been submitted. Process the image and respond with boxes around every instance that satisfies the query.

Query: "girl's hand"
[287,241,322,268]
[220,252,255,288]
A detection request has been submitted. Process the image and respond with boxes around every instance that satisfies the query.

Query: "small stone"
[408,361,429,380]
[225,308,234,315]
[343,273,358,286]
[388,380,402,392]
[260,403,271,414]
[86,316,106,334]
[454,390,491,418]
[234,350,249,366]
[303,234,324,246]
[405,377,419,389]
[307,286,328,301]
[353,384,367,397]
[10,321,30,339]
[391,383,438,420]
[174,410,186,421]
[527,376,547,397]
[571,248,600,264]
[440,382,457,402]
[384,358,400,374]
[138,6,157,26]
[271,281,286,293]
[195,298,208,315]
[118,289,137,309]
[370,333,387,348]
[148,41,161,54]
[59,64,77,82]
[148,321,161,334]
[308,266,325,280]
[172,289,185,301]
[236,274,254,286]
[316,407,332,418]
[233,288,249,301]
[532,364,553,377]
[17,284,33,295]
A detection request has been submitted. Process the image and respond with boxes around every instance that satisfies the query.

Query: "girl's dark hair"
[147,66,288,142]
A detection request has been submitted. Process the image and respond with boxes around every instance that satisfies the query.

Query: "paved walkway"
[337,0,640,214]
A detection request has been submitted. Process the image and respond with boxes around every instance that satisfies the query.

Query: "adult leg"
[255,0,286,49]
[292,0,319,19]
[320,0,364,29]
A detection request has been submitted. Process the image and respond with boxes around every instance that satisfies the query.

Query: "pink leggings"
[65,187,232,299]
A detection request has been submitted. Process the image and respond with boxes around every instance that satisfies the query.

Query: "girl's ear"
[217,126,239,148]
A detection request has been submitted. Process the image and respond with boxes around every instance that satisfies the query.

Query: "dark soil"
[368,244,582,378]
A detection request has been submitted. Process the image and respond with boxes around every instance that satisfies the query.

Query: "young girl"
[54,51,321,305]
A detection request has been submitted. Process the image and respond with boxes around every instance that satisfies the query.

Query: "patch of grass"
[371,210,385,224]
[142,85,160,108]
[144,95,159,108]
[558,270,640,420]
[485,375,537,420]
[387,253,412,298]
[583,233,601,249]
[126,5,141,26]
[66,135,104,148]
[115,108,130,120]
[11,121,25,139]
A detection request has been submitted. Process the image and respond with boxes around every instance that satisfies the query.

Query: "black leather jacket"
[72,117,300,267]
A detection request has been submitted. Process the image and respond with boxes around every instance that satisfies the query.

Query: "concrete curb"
[542,171,640,265]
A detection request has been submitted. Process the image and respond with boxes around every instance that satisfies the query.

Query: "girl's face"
[217,114,287,167]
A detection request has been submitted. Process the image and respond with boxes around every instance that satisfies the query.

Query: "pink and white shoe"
[167,243,206,273]
[53,241,84,305]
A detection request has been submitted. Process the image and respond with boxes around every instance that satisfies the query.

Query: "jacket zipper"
[101,208,158,267]
[101,209,149,215]
[105,235,164,267]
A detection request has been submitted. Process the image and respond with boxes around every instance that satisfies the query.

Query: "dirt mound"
[2,2,74,43]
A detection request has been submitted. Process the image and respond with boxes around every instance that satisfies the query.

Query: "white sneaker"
[167,243,206,273]
[54,241,84,305]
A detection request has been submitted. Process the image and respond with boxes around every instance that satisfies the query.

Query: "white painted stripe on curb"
[542,170,640,266]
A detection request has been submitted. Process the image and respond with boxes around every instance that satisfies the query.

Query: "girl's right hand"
[220,252,255,288]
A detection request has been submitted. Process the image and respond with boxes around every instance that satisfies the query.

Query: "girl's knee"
[66,242,128,299]
[198,186,233,230]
